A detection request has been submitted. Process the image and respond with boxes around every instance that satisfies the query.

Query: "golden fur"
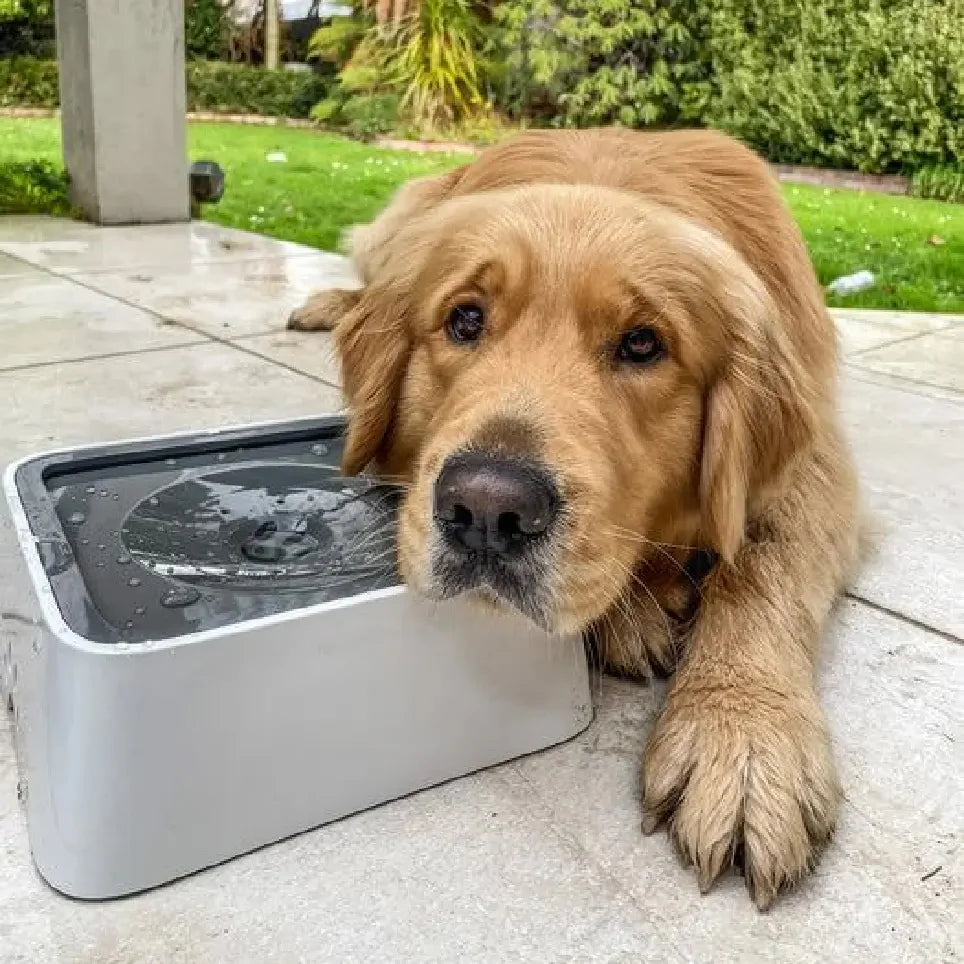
[289,128,859,909]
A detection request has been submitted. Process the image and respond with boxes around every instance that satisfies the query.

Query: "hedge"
[0,58,333,118]
[705,0,964,174]
[185,61,333,117]
[0,55,57,107]
[493,0,964,174]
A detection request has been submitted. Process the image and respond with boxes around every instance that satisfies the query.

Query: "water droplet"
[160,586,200,609]
[310,443,329,456]
[134,606,146,615]
[127,577,141,587]
[116,554,131,565]
[67,511,86,525]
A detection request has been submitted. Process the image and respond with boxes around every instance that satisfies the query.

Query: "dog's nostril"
[497,511,522,540]
[498,510,547,541]
[451,503,474,529]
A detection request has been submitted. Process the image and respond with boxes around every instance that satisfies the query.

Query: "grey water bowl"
[3,416,592,899]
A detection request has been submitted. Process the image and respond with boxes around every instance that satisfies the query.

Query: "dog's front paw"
[287,288,360,331]
[641,678,840,909]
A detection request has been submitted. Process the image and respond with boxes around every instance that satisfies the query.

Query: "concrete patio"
[0,216,960,963]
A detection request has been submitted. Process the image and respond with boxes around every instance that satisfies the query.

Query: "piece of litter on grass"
[928,235,945,246]
[826,270,876,296]
[266,151,288,163]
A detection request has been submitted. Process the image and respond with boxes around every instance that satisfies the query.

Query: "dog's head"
[335,183,819,633]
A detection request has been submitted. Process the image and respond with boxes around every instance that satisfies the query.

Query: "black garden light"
[189,160,225,217]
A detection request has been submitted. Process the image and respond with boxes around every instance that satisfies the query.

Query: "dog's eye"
[445,303,485,345]
[616,326,666,365]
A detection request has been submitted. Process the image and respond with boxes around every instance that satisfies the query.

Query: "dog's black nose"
[434,453,559,556]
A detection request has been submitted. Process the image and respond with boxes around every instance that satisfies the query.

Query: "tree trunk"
[367,0,414,23]
[264,0,279,68]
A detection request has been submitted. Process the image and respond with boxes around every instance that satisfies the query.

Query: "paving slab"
[0,252,38,278]
[0,217,321,275]
[232,329,342,385]
[73,253,359,339]
[832,309,959,356]
[841,368,964,638]
[0,271,205,371]
[851,324,964,394]
[0,343,341,464]
[503,599,962,963]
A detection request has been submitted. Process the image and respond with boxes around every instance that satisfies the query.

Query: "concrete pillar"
[54,0,189,224]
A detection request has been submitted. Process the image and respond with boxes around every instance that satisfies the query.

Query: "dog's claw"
[286,309,305,330]
[640,811,661,836]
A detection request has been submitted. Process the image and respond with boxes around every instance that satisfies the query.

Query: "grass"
[2,116,962,313]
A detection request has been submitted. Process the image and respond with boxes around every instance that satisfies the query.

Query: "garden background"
[2,0,962,311]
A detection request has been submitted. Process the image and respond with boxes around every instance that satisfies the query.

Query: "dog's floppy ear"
[699,265,821,562]
[335,283,411,476]
[335,166,473,475]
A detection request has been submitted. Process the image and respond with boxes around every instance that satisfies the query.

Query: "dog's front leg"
[287,288,361,332]
[641,444,858,909]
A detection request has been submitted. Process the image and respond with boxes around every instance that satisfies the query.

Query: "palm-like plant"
[385,0,485,124]
[310,0,486,128]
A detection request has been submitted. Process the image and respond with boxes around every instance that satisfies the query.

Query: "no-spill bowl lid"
[10,417,402,646]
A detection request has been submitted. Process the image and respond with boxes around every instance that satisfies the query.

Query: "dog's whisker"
[601,524,705,599]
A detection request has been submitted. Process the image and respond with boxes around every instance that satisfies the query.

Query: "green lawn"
[3,117,962,313]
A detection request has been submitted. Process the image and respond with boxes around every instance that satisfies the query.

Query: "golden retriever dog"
[289,128,859,909]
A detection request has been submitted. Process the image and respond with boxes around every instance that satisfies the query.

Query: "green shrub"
[341,91,402,138]
[0,59,334,118]
[308,11,370,68]
[706,0,964,173]
[186,61,333,117]
[491,0,964,173]
[185,0,230,61]
[0,158,72,216]
[912,164,964,203]
[311,90,401,139]
[493,0,711,128]
[0,56,59,107]
[0,0,54,58]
